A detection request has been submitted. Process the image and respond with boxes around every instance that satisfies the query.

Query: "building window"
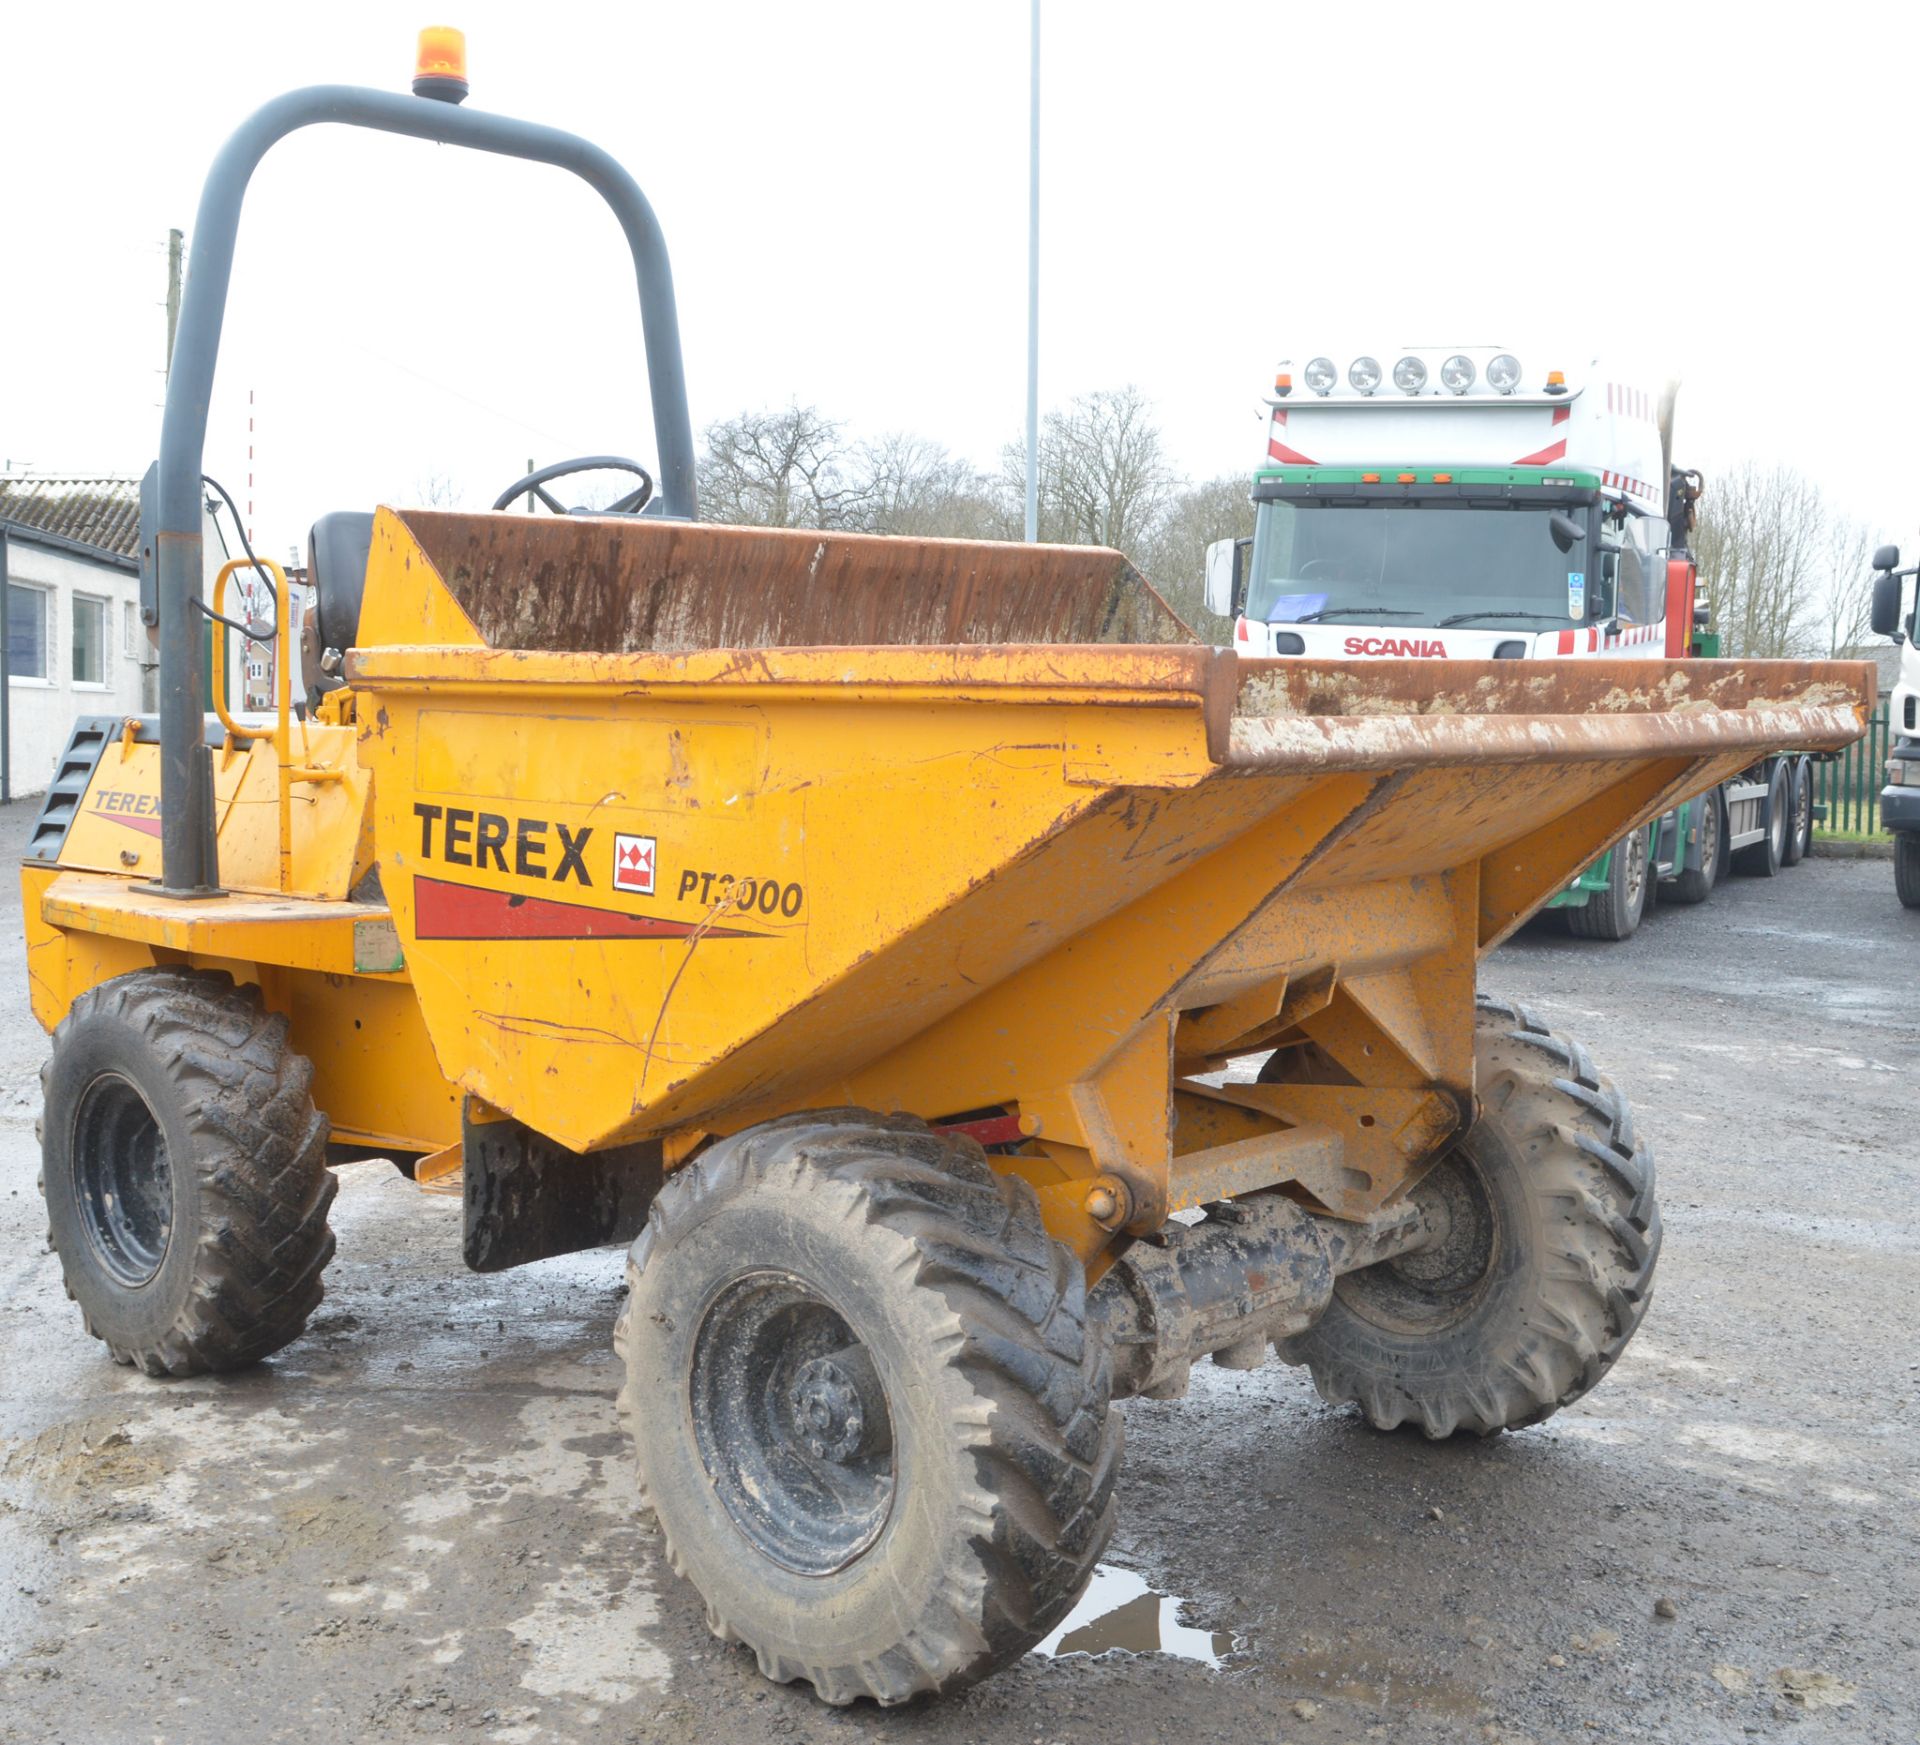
[73,593,107,685]
[7,583,48,679]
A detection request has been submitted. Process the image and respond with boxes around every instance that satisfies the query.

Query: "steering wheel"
[491,455,654,516]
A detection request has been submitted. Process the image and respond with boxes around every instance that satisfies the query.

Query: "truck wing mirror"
[1869,570,1904,639]
[1203,536,1252,619]
[1872,543,1900,573]
[1549,511,1586,552]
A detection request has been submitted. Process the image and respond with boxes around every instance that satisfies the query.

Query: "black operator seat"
[301,511,375,696]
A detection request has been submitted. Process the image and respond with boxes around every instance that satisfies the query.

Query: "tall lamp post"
[1023,0,1040,543]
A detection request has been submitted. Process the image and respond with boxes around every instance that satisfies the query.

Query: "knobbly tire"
[1278,995,1660,1437]
[39,969,335,1377]
[1565,829,1649,940]
[615,1109,1120,1705]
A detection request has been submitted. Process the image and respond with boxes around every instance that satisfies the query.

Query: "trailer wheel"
[616,1110,1119,1705]
[1662,790,1721,905]
[39,969,334,1377]
[1896,834,1920,909]
[1277,995,1659,1436]
[1781,758,1813,866]
[1565,829,1649,940]
[1733,764,1788,877]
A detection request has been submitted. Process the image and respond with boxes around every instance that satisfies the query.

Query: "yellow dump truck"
[23,42,1873,1707]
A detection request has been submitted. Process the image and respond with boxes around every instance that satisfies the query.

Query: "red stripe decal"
[1268,436,1318,464]
[1551,404,1571,425]
[1513,439,1567,466]
[413,875,766,942]
[94,809,163,838]
[1557,629,1575,654]
[933,1113,1026,1147]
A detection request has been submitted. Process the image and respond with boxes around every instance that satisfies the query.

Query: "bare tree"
[858,433,1003,539]
[1691,463,1827,658]
[409,473,465,508]
[1817,514,1881,656]
[697,405,875,529]
[1001,385,1173,552]
[1138,474,1256,634]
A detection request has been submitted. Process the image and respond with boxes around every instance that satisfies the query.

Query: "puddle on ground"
[1031,1564,1237,1667]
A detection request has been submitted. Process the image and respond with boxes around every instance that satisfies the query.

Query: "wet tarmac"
[2,803,1915,1744]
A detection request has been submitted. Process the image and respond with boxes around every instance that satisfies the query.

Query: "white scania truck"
[1204,347,1818,939]
[1867,545,1920,905]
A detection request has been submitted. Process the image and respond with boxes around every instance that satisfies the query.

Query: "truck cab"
[1203,348,1810,939]
[1207,350,1686,664]
[1868,545,1920,905]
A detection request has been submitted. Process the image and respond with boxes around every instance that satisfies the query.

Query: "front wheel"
[1277,995,1660,1436]
[616,1111,1120,1705]
[39,970,335,1376]
[1896,833,1920,909]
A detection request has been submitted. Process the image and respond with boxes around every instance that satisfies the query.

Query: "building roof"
[1836,642,1904,695]
[0,476,141,564]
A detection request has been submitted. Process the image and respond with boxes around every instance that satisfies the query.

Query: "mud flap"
[461,1108,663,1272]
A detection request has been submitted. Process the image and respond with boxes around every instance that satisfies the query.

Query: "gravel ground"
[2,797,1915,1745]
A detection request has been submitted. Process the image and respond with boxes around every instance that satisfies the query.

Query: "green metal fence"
[1812,700,1890,834]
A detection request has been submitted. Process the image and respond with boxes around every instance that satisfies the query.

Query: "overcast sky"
[3,2,1915,565]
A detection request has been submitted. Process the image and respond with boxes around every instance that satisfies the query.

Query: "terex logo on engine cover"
[1344,635,1447,657]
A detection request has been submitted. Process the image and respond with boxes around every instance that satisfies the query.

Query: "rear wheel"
[1277,996,1660,1436]
[1896,834,1920,909]
[1733,765,1789,877]
[1781,758,1813,866]
[616,1110,1119,1705]
[1662,791,1721,905]
[39,969,334,1376]
[1565,829,1649,940]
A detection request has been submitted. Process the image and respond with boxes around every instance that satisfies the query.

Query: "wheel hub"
[689,1271,897,1575]
[70,1073,172,1288]
[1336,1147,1498,1333]
[789,1347,890,1464]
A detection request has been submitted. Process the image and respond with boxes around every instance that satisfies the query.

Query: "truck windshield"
[1246,499,1590,632]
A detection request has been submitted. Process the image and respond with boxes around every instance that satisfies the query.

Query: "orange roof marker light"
[1396,472,1416,484]
[414,26,469,104]
[1274,371,1293,398]
[1545,369,1568,396]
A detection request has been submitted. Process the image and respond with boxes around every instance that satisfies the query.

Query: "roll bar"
[148,85,697,896]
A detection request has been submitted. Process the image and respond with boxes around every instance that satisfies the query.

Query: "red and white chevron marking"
[1267,406,1316,465]
[1600,468,1661,504]
[1548,621,1667,655]
[1513,403,1571,466]
[1606,383,1655,422]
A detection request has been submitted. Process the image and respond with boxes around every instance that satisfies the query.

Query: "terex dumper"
[21,44,1875,1707]
[1205,349,1824,938]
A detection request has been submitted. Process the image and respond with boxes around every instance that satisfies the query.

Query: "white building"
[0,476,271,798]
[0,477,150,797]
